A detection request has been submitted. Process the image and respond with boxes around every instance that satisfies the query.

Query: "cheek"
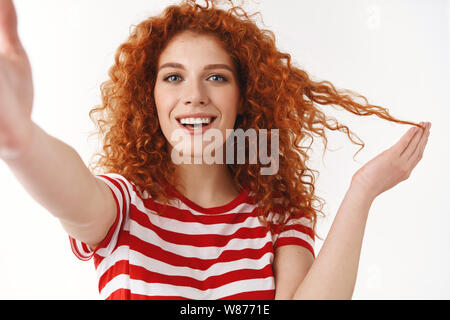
[154,87,174,123]
[225,103,240,128]
[153,93,175,145]
[153,86,165,113]
[214,88,240,119]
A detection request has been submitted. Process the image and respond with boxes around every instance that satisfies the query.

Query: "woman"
[0,0,430,299]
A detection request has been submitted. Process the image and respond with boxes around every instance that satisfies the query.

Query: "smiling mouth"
[176,117,218,129]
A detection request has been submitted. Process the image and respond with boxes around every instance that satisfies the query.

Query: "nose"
[183,79,209,107]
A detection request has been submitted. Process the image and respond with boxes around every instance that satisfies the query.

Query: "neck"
[174,161,241,208]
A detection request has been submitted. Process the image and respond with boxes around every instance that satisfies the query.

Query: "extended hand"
[351,122,431,200]
[0,0,34,157]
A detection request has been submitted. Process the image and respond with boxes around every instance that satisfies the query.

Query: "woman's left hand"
[351,122,431,200]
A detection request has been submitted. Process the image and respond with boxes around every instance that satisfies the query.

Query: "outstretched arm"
[0,0,117,248]
[291,122,431,299]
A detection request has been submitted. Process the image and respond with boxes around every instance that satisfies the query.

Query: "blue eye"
[162,74,228,83]
[164,74,181,82]
[208,74,228,82]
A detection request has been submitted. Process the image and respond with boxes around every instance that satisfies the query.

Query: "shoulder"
[94,172,143,200]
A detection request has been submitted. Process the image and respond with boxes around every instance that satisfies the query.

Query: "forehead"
[157,31,234,68]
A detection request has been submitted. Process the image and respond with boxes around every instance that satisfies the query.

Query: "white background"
[0,0,449,299]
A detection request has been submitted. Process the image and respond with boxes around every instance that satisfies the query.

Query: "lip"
[175,113,218,120]
[175,115,218,135]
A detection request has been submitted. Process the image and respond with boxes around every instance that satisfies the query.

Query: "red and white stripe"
[69,173,315,300]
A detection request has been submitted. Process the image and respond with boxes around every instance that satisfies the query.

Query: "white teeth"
[179,117,212,125]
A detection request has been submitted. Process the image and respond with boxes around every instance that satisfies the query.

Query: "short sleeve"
[69,173,133,261]
[273,215,315,258]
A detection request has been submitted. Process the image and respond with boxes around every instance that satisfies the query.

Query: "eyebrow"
[158,62,235,73]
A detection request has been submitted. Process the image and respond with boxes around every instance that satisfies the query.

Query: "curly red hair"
[88,0,421,239]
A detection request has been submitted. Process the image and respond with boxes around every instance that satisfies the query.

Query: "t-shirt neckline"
[166,185,250,214]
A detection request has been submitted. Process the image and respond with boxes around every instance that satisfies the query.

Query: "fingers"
[394,124,422,156]
[407,122,431,168]
[0,0,22,55]
[401,122,429,160]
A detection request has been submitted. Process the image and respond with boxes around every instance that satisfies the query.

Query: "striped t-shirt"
[69,173,315,300]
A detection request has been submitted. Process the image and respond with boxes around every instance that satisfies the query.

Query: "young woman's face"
[153,30,241,160]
